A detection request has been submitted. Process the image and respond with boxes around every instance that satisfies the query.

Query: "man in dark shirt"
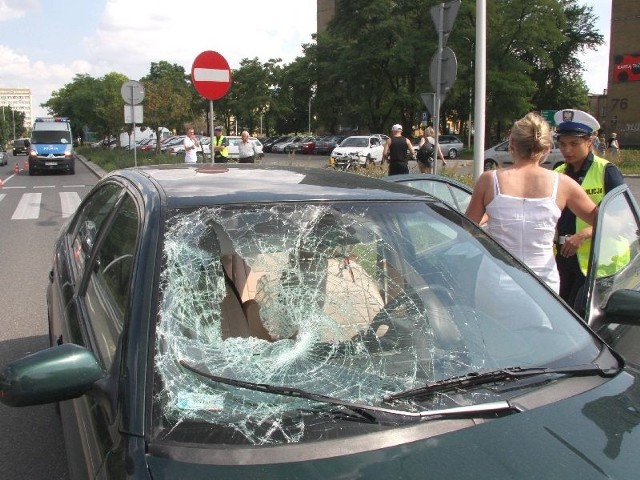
[553,109,625,312]
[383,124,413,176]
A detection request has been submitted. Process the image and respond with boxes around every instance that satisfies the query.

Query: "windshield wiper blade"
[384,364,614,402]
[179,360,516,424]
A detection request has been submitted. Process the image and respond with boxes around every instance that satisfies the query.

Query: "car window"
[84,194,139,369]
[153,201,600,446]
[70,184,123,278]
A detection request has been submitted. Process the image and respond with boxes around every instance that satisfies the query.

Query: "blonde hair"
[509,112,553,163]
[425,126,435,137]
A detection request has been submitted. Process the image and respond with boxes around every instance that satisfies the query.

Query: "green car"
[2,165,640,479]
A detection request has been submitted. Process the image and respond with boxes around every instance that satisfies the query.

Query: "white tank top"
[486,170,562,292]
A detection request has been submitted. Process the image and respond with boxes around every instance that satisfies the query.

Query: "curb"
[77,154,107,179]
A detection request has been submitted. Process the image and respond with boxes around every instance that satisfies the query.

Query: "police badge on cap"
[554,109,600,137]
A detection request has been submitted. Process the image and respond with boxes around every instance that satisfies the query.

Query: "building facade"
[0,87,33,130]
[601,0,640,148]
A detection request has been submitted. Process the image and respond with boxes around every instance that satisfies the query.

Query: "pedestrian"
[607,132,620,157]
[212,126,229,163]
[598,136,607,157]
[554,109,625,312]
[183,127,200,164]
[416,126,445,174]
[383,124,413,176]
[237,130,258,163]
[465,112,597,293]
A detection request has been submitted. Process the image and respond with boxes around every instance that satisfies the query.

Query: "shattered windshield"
[153,201,600,445]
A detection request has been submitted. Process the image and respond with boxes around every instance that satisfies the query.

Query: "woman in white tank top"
[466,112,597,293]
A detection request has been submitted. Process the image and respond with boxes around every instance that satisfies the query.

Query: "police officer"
[212,126,229,163]
[554,109,625,312]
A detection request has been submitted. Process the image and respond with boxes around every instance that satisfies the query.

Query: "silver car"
[484,140,565,170]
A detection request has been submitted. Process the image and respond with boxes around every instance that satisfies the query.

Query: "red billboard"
[614,54,640,82]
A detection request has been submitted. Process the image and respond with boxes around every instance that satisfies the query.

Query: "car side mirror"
[601,289,640,326]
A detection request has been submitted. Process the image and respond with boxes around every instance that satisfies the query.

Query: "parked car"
[313,135,347,155]
[0,144,6,165]
[483,140,565,171]
[385,173,472,213]
[330,135,385,166]
[295,136,319,154]
[273,136,304,153]
[2,165,640,478]
[12,137,30,156]
[438,135,464,159]
[224,136,264,160]
[262,135,287,153]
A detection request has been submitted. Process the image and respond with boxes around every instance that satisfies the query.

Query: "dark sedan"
[385,173,472,212]
[3,165,640,479]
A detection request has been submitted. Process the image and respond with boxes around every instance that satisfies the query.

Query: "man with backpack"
[416,126,445,174]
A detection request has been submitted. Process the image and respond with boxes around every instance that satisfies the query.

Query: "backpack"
[416,139,435,164]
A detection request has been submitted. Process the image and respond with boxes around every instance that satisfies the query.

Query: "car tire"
[448,148,458,159]
[484,159,498,171]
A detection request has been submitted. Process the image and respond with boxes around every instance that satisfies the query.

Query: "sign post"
[429,0,460,174]
[191,51,232,163]
[121,80,145,167]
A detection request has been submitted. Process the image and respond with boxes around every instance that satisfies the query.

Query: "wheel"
[484,159,498,171]
[366,155,373,166]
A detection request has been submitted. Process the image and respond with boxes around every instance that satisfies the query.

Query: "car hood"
[147,370,640,479]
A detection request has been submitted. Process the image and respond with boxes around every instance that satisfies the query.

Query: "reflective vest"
[214,135,228,158]
[556,155,624,275]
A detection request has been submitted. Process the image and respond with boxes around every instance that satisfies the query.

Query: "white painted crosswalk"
[1,190,83,220]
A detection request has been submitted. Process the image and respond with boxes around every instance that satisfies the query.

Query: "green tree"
[0,106,26,144]
[141,61,193,151]
[314,0,603,143]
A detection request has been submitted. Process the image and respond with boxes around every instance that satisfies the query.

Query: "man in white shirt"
[183,128,200,163]
[237,130,257,163]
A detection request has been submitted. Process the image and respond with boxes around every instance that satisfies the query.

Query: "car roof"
[112,164,428,208]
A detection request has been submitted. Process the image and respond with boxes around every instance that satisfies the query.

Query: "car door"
[584,184,640,366]
[53,184,142,479]
[369,136,383,162]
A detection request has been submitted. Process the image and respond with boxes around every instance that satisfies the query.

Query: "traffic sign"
[191,51,232,100]
[541,110,557,126]
[430,47,458,93]
[121,80,145,105]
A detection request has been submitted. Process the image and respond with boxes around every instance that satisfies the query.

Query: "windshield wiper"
[180,360,517,424]
[384,364,616,402]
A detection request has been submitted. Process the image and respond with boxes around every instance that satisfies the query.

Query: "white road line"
[1,186,26,189]
[60,191,82,218]
[11,193,42,220]
[34,185,56,189]
[0,193,5,203]
[63,185,86,188]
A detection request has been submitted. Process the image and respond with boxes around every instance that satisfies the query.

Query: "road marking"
[64,185,86,188]
[34,185,56,189]
[0,193,5,203]
[11,193,41,220]
[60,192,82,218]
[1,186,26,189]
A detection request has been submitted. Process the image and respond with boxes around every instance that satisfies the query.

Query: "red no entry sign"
[191,50,232,100]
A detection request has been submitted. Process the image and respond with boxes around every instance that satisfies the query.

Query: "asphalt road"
[0,153,97,480]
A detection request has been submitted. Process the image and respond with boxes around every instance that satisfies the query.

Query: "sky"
[0,0,610,120]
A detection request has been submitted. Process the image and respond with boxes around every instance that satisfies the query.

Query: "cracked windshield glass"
[153,201,600,445]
